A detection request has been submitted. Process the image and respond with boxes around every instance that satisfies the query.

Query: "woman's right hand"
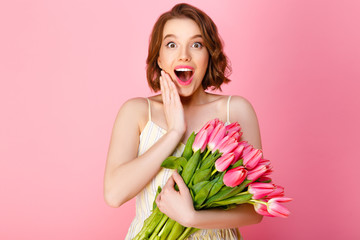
[160,70,186,138]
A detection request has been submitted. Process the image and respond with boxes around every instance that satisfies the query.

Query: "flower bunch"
[133,119,292,240]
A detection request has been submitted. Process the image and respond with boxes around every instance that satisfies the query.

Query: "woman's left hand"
[155,171,196,227]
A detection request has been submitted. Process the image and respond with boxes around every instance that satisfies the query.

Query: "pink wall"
[1,0,359,239]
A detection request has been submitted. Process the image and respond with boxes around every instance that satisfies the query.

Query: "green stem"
[237,191,249,195]
[202,148,211,160]
[211,169,217,176]
[248,199,267,205]
[149,215,169,240]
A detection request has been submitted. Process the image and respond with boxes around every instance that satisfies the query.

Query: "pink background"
[1,0,359,239]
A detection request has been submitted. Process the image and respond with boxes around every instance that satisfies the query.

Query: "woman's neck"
[180,88,209,107]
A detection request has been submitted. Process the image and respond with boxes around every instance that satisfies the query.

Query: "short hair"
[146,3,232,92]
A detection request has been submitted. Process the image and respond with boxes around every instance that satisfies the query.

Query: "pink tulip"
[198,119,216,137]
[243,148,263,170]
[248,183,275,200]
[247,164,267,182]
[258,176,272,182]
[208,123,226,151]
[258,158,271,167]
[267,197,292,218]
[238,141,251,158]
[227,131,242,141]
[215,152,235,172]
[223,166,247,187]
[225,122,241,135]
[254,202,274,217]
[214,135,238,154]
[266,185,285,198]
[192,129,208,153]
[232,145,245,164]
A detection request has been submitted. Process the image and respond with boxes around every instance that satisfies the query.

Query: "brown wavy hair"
[146,3,232,92]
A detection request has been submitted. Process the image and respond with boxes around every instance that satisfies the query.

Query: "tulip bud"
[192,129,208,153]
[267,197,292,218]
[254,202,274,217]
[208,123,226,151]
[247,164,267,182]
[248,182,275,199]
[215,152,235,172]
[225,122,241,135]
[243,148,263,170]
[214,135,238,154]
[266,185,285,198]
[223,166,247,187]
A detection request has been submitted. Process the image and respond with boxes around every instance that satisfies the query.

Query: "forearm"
[104,129,183,207]
[187,203,263,229]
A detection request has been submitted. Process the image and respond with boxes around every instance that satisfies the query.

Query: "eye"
[192,42,203,48]
[166,42,177,48]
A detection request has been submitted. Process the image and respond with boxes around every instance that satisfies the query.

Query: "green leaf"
[194,180,216,209]
[191,181,209,196]
[192,168,212,185]
[161,156,179,169]
[182,132,195,160]
[182,150,201,186]
[230,159,243,169]
[153,186,162,210]
[208,194,253,207]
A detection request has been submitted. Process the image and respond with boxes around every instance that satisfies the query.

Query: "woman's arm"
[156,95,264,228]
[103,71,185,208]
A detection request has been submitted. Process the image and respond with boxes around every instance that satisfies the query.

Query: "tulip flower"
[227,131,242,141]
[258,176,272,183]
[198,119,216,138]
[247,164,267,182]
[215,152,235,172]
[248,183,275,199]
[225,122,241,135]
[214,135,238,154]
[208,123,226,151]
[223,166,247,187]
[237,141,251,158]
[243,148,263,170]
[254,202,274,217]
[232,145,245,164]
[267,197,292,218]
[192,129,208,153]
[266,185,284,198]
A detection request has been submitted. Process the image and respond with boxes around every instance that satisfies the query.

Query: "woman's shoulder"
[227,95,259,122]
[116,97,150,125]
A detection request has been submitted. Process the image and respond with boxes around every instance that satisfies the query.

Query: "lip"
[174,65,194,70]
[174,65,195,86]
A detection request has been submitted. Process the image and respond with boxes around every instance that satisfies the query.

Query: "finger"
[156,193,161,206]
[171,171,189,194]
[161,71,171,103]
[162,174,175,191]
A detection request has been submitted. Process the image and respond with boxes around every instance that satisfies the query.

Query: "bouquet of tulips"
[133,118,292,240]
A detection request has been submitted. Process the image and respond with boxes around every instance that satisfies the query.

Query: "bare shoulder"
[115,97,149,131]
[229,95,262,149]
[229,95,258,120]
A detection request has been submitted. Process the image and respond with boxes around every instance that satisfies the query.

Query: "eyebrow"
[163,34,203,40]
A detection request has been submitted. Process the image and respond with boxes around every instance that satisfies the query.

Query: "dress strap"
[146,98,152,122]
[227,95,232,123]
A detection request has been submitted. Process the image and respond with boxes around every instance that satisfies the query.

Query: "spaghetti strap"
[146,98,151,122]
[227,95,232,123]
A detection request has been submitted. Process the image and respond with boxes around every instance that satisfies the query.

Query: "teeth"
[175,68,192,72]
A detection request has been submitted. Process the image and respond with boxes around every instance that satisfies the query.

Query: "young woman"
[104,3,263,239]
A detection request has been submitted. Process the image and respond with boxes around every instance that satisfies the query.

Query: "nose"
[178,46,191,62]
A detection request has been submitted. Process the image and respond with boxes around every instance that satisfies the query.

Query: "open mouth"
[174,68,194,85]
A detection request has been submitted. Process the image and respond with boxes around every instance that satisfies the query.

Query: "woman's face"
[157,18,209,97]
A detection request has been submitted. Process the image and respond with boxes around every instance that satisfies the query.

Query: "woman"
[104,3,263,239]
